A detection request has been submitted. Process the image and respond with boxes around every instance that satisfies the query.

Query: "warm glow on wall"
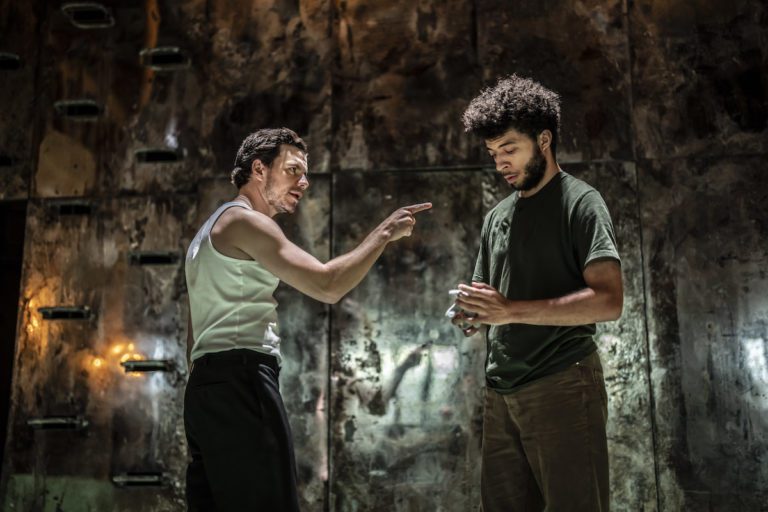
[120,352,145,363]
[25,315,39,335]
[109,339,147,377]
[93,338,149,377]
[25,298,40,335]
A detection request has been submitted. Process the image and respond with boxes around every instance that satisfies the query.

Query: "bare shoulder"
[214,207,280,237]
[215,209,289,260]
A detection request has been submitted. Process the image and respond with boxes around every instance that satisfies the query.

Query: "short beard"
[264,173,293,214]
[515,147,547,191]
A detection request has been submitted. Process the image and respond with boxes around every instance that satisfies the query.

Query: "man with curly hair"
[452,75,623,511]
[184,127,431,511]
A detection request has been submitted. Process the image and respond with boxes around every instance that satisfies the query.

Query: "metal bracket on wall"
[128,251,180,265]
[139,47,190,71]
[61,2,115,29]
[54,99,103,121]
[111,472,170,488]
[49,200,94,216]
[120,360,175,373]
[27,415,89,431]
[134,148,186,164]
[38,306,93,320]
[0,52,22,71]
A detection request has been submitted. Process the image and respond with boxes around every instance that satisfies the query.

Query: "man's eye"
[505,148,516,154]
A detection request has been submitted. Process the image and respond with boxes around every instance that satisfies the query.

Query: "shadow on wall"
[0,201,27,484]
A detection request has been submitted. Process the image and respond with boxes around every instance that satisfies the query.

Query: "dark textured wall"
[1,1,766,511]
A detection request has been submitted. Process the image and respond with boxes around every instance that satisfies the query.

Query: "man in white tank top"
[183,128,431,511]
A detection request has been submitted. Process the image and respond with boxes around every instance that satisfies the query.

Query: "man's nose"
[298,174,309,190]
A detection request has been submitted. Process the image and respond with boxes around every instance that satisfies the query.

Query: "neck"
[234,187,274,217]
[519,160,561,198]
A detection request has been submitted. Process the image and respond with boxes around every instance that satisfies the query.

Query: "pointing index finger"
[403,202,433,214]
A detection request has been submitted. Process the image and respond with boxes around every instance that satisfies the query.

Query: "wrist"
[504,299,520,324]
[371,225,392,245]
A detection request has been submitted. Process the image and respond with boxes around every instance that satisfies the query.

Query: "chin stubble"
[515,149,547,191]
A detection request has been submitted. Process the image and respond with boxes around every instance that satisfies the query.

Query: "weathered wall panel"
[202,0,333,174]
[2,198,194,510]
[630,0,768,159]
[640,157,768,511]
[33,3,126,198]
[476,0,633,163]
[329,170,492,510]
[97,3,214,195]
[2,0,767,510]
[0,0,40,200]
[566,162,657,510]
[332,1,483,170]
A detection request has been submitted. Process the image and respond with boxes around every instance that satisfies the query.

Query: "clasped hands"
[450,282,513,336]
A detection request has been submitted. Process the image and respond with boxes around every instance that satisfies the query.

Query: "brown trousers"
[480,351,609,512]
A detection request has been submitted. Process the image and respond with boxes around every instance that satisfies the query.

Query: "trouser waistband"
[192,348,279,373]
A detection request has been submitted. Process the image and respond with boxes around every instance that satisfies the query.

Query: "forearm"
[242,204,427,304]
[508,287,622,326]
[324,226,390,302]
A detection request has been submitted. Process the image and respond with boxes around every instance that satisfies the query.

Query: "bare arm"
[232,203,432,304]
[454,259,623,326]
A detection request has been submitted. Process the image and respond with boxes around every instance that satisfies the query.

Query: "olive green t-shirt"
[472,171,620,392]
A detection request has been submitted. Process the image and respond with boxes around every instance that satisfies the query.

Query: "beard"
[514,147,547,191]
[264,175,295,214]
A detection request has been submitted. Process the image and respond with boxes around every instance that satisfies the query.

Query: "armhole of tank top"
[206,202,255,263]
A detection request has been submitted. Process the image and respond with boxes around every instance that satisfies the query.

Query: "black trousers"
[184,349,300,511]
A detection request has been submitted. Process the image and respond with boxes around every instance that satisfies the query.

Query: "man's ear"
[250,159,266,182]
[538,130,552,153]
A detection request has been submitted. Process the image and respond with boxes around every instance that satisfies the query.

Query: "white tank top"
[185,201,281,363]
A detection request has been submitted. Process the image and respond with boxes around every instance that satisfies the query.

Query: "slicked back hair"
[231,128,307,188]
[462,75,561,156]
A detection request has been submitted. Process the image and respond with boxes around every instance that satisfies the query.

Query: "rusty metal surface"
[329,170,493,511]
[0,0,39,200]
[3,197,195,510]
[566,162,658,510]
[2,0,767,510]
[332,1,483,170]
[640,157,768,511]
[630,0,768,159]
[476,0,633,163]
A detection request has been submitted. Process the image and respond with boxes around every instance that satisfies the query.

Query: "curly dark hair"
[462,74,561,155]
[231,128,307,188]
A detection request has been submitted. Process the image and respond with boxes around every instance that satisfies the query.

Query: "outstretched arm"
[232,203,432,304]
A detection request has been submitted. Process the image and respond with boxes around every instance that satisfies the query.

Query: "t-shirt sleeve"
[573,190,621,270]
[471,213,491,284]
